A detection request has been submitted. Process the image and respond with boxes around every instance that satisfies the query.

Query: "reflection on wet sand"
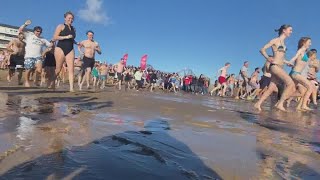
[0,90,319,179]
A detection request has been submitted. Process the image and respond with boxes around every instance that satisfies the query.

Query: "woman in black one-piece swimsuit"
[53,11,77,92]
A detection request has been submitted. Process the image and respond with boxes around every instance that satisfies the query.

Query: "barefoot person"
[247,67,261,100]
[254,25,295,111]
[115,59,125,90]
[210,62,231,97]
[99,63,108,89]
[303,49,319,106]
[6,32,25,85]
[78,30,101,90]
[258,61,272,97]
[235,61,249,99]
[286,37,313,111]
[19,20,52,87]
[42,43,56,88]
[74,57,83,87]
[53,11,77,92]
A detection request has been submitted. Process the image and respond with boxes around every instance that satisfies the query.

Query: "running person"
[78,30,101,90]
[254,25,295,111]
[210,62,231,96]
[6,32,26,85]
[306,49,319,105]
[42,43,56,88]
[53,11,77,92]
[286,37,313,111]
[115,59,125,90]
[258,61,272,97]
[235,61,250,99]
[247,67,261,100]
[19,20,52,87]
[74,57,83,87]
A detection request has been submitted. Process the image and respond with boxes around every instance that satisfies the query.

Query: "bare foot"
[296,107,306,112]
[254,103,262,111]
[275,105,287,112]
[69,89,75,93]
[25,82,31,87]
[302,106,313,111]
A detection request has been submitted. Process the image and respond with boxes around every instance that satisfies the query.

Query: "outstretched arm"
[18,20,31,33]
[286,49,303,66]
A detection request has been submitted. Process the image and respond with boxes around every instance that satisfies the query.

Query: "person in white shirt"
[19,20,52,87]
[134,68,143,91]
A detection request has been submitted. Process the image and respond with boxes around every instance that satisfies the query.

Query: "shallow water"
[0,92,319,180]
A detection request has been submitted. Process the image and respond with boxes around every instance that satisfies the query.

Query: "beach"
[0,71,319,180]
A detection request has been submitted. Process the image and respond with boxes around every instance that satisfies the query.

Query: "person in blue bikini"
[254,25,295,111]
[285,37,313,111]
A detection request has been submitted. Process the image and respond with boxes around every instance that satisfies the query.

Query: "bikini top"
[302,53,309,62]
[277,45,287,52]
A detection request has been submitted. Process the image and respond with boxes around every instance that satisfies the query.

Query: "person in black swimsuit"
[42,44,56,88]
[53,11,77,92]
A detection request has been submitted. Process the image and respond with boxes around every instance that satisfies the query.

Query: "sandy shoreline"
[0,71,319,179]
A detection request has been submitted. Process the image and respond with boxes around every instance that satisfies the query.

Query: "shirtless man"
[99,63,108,89]
[235,61,249,99]
[115,59,125,90]
[247,67,261,100]
[210,62,230,96]
[6,32,26,85]
[78,30,101,90]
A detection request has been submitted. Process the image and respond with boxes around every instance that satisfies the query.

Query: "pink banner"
[122,53,128,66]
[140,54,148,70]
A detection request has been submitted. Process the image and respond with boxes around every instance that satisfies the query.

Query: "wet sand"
[0,71,320,179]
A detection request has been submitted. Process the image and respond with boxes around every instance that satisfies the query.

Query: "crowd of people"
[0,11,319,112]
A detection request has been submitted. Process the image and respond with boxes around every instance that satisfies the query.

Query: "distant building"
[0,23,32,51]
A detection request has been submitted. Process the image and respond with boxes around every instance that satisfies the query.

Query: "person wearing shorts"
[77,30,101,90]
[19,20,52,87]
[210,62,231,96]
[6,32,26,85]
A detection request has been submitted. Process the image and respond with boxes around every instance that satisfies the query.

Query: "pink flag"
[140,54,148,70]
[122,53,128,66]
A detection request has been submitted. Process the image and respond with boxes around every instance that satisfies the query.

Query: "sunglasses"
[35,30,42,33]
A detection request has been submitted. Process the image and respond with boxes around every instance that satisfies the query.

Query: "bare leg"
[254,82,278,111]
[34,61,43,86]
[311,83,318,105]
[25,69,32,87]
[54,47,65,91]
[17,69,23,85]
[292,74,313,111]
[65,50,75,92]
[270,66,295,111]
[210,84,221,96]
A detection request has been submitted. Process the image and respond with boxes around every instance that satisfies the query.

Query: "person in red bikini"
[210,62,231,96]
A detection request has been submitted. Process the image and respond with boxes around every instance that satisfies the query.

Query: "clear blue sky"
[1,0,319,79]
